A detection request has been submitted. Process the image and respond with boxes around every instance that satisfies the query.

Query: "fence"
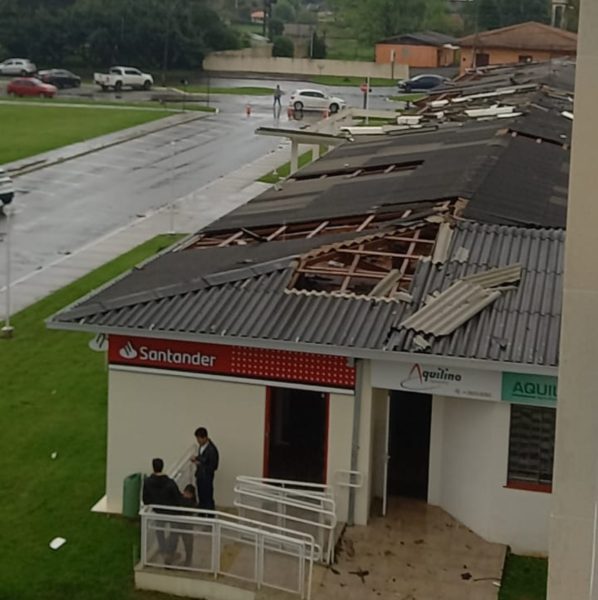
[140,505,317,599]
[234,476,337,564]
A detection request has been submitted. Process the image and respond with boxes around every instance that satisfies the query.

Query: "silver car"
[0,58,36,76]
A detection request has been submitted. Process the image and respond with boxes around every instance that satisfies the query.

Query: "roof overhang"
[255,127,353,145]
[46,319,559,376]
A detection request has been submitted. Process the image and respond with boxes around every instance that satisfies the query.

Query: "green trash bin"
[122,472,142,519]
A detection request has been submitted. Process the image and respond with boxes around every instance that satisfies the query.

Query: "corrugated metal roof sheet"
[387,222,563,366]
[53,221,564,367]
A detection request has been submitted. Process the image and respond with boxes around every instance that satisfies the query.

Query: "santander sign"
[108,334,356,389]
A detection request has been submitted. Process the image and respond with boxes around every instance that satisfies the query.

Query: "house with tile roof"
[458,21,577,73]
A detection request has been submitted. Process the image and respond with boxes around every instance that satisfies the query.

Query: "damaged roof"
[51,221,564,367]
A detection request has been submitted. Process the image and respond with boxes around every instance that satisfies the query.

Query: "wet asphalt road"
[0,76,396,286]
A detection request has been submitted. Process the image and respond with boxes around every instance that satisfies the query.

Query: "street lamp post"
[1,205,14,338]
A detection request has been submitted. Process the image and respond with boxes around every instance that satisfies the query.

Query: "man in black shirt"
[142,457,180,561]
[191,427,219,511]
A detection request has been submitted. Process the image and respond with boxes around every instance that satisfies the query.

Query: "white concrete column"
[290,140,299,174]
[548,2,598,598]
[312,144,320,160]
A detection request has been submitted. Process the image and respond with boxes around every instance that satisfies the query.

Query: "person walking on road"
[273,84,283,109]
[142,458,181,563]
[191,427,219,511]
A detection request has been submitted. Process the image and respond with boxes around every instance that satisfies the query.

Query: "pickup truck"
[94,66,154,91]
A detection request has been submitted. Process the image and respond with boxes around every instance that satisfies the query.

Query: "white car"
[289,89,345,113]
[94,66,154,91]
[0,58,36,76]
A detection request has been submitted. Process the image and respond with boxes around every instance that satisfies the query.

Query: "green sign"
[501,372,557,406]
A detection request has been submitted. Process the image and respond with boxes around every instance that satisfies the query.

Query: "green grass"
[0,104,173,164]
[181,85,274,95]
[308,75,396,87]
[259,149,314,183]
[1,94,216,112]
[389,93,428,103]
[0,234,185,600]
[499,554,547,600]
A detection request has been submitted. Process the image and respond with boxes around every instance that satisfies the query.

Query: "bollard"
[323,108,329,119]
[245,103,252,117]
[287,106,294,119]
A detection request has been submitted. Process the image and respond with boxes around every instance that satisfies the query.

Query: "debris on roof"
[398,263,522,337]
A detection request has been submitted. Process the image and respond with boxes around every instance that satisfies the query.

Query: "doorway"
[264,387,329,484]
[387,391,432,500]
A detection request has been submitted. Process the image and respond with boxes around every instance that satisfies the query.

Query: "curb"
[8,110,216,178]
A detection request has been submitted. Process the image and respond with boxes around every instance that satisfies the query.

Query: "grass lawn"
[499,554,548,600]
[181,85,274,95]
[0,234,184,600]
[389,93,428,103]
[0,104,173,165]
[1,95,216,113]
[259,149,314,183]
[309,75,396,87]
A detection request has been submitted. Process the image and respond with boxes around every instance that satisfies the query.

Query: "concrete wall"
[203,50,409,80]
[106,368,266,512]
[105,367,357,522]
[548,0,598,597]
[327,392,355,522]
[459,47,576,73]
[428,395,551,554]
[375,43,455,68]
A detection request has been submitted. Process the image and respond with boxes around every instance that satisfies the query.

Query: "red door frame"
[263,386,330,484]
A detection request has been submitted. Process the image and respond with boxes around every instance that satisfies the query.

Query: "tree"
[330,0,451,45]
[272,35,294,56]
[269,17,285,38]
[461,0,550,33]
[272,0,296,23]
[311,31,326,58]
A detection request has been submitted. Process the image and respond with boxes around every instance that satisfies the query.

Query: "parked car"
[397,74,450,92]
[0,168,15,206]
[38,69,81,89]
[0,58,36,76]
[289,89,346,113]
[94,66,153,91]
[7,77,57,98]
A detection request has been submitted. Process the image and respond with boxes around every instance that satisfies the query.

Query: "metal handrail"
[140,505,317,599]
[234,477,338,564]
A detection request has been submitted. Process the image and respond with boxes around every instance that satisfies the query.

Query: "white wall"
[428,395,551,554]
[327,392,354,522]
[106,368,266,512]
[203,51,409,80]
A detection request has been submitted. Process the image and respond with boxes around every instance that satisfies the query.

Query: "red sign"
[360,82,368,92]
[109,335,355,389]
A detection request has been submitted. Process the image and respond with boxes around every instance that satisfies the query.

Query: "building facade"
[375,31,458,68]
[458,21,577,73]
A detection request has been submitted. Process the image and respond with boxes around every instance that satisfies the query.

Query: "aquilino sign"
[501,372,557,406]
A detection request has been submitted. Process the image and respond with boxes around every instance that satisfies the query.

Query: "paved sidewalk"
[0,141,289,319]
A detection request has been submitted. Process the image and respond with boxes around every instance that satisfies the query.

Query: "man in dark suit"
[191,427,219,511]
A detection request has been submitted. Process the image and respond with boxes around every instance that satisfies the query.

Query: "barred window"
[508,405,555,488]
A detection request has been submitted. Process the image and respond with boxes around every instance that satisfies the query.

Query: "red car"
[7,77,57,98]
